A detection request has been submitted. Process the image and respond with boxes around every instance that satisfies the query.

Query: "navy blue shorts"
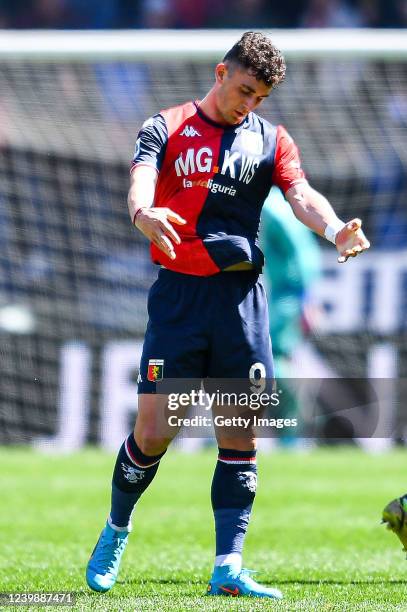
[138,268,273,394]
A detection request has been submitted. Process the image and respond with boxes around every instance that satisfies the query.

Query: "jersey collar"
[194,100,247,130]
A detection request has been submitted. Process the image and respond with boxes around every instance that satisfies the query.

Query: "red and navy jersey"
[131,100,307,276]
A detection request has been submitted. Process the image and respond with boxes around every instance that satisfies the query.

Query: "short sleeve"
[130,114,168,174]
[271,125,307,194]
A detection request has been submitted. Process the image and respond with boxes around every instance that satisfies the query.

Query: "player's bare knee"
[215,433,257,451]
[136,435,171,456]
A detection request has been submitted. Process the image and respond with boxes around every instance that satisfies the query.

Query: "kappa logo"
[179,125,201,137]
[121,463,145,482]
[147,359,164,382]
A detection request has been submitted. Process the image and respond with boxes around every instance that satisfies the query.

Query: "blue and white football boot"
[206,566,283,599]
[86,521,129,592]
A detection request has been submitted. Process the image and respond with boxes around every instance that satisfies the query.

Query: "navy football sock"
[211,447,257,577]
[109,433,165,530]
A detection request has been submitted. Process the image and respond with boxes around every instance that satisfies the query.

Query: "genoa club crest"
[147,359,164,382]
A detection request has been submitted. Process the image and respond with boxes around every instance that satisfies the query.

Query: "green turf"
[1,446,407,611]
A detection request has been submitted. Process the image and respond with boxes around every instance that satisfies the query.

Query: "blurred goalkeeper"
[86,31,370,599]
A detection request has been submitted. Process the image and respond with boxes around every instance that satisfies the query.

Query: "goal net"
[0,30,406,446]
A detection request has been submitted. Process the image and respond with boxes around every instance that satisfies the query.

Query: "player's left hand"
[335,218,370,264]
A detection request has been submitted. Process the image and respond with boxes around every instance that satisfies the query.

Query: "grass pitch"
[1,446,407,611]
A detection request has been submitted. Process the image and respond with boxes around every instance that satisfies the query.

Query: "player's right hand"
[335,218,370,264]
[134,207,186,260]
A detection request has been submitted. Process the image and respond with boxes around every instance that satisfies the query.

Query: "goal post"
[0,29,407,60]
[0,30,406,445]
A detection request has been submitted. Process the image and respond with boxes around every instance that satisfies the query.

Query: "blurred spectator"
[0,8,10,28]
[213,0,276,28]
[0,0,406,30]
[15,0,73,29]
[140,0,176,28]
[358,0,382,27]
[0,0,26,28]
[300,0,366,27]
[381,0,407,26]
[67,0,117,29]
[397,0,407,25]
[269,1,308,27]
[115,0,141,28]
[172,0,219,28]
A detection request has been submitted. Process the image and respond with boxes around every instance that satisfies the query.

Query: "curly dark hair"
[223,32,286,88]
